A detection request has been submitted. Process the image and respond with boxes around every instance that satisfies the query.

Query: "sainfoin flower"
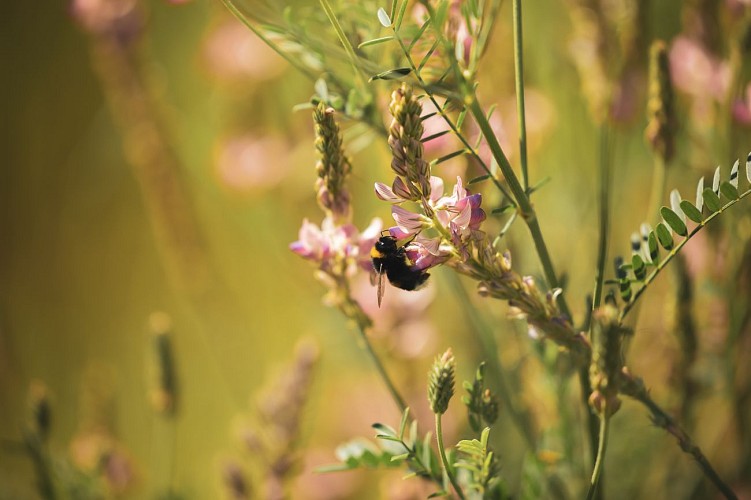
[377,175,486,238]
[290,216,382,276]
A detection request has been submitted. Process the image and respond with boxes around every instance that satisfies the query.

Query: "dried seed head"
[428,348,456,415]
[313,103,351,222]
[589,304,628,417]
[645,40,676,163]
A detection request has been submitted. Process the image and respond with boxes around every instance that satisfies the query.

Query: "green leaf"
[730,159,740,188]
[632,254,646,281]
[702,188,722,212]
[372,423,396,437]
[369,67,412,81]
[468,174,491,185]
[648,231,659,263]
[358,36,394,49]
[679,200,703,223]
[377,7,392,27]
[398,408,410,440]
[720,181,740,201]
[655,223,674,250]
[660,206,688,237]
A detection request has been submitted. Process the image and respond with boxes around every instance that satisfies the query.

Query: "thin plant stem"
[586,415,610,500]
[436,413,466,500]
[592,125,612,311]
[586,125,613,491]
[356,321,407,413]
[512,0,529,191]
[467,97,572,320]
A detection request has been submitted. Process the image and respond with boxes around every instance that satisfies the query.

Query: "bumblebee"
[371,232,430,307]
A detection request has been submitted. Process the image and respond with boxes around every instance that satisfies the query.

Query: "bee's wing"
[376,263,386,308]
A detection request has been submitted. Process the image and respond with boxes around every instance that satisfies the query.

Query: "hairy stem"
[436,413,465,499]
[622,373,738,500]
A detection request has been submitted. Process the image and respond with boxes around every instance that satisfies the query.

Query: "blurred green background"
[1,0,749,498]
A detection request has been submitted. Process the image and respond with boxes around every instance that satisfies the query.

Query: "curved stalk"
[436,413,466,499]
[586,415,610,500]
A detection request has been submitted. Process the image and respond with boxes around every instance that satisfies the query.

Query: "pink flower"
[432,176,486,236]
[290,217,382,275]
[669,36,730,102]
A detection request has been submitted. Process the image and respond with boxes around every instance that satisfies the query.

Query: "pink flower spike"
[405,240,451,271]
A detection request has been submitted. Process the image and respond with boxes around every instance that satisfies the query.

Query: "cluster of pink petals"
[375,175,486,271]
[290,216,382,275]
[377,175,485,236]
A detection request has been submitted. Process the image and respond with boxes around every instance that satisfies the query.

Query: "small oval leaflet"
[695,176,705,212]
[730,159,739,188]
[648,231,659,262]
[377,7,392,27]
[369,67,412,81]
[702,188,722,213]
[719,181,739,201]
[660,206,688,237]
[679,200,703,223]
[632,254,646,281]
[712,166,721,194]
[655,222,674,250]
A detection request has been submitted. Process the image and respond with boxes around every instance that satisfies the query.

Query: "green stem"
[436,413,466,499]
[467,97,572,320]
[356,321,407,413]
[318,0,368,92]
[512,0,529,191]
[586,415,609,500]
[592,125,612,310]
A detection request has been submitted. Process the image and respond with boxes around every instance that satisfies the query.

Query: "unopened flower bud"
[428,348,456,414]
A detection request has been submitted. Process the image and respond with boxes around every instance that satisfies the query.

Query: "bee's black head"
[375,235,397,253]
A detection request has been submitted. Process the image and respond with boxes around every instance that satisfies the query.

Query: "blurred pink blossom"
[670,36,731,107]
[215,134,291,192]
[290,216,382,275]
[202,18,285,82]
